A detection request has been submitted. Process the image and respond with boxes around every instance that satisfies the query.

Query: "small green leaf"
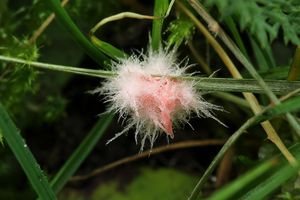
[166,15,195,48]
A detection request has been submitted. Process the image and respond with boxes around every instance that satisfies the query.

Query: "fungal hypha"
[97,48,223,151]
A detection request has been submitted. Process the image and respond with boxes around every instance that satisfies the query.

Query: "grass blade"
[50,112,114,193]
[46,0,108,66]
[249,36,270,71]
[207,158,277,200]
[241,150,300,199]
[151,0,169,50]
[0,102,56,200]
[1,55,300,95]
[224,17,249,60]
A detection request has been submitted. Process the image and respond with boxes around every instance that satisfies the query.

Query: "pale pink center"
[135,76,183,138]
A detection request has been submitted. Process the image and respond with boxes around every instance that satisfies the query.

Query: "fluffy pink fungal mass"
[99,49,222,150]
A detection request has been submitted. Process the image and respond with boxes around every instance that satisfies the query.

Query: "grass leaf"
[0,102,56,200]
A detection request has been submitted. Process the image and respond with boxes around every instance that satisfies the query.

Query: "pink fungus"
[97,48,223,151]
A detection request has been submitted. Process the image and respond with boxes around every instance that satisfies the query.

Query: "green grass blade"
[224,17,249,60]
[0,102,56,200]
[194,78,300,94]
[207,158,277,200]
[151,0,169,50]
[91,35,127,60]
[249,36,270,71]
[262,41,276,69]
[241,161,298,199]
[208,143,300,200]
[50,112,114,193]
[46,0,109,66]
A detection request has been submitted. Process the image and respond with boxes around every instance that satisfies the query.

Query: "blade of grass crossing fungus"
[50,113,114,193]
[0,103,56,200]
[1,55,300,94]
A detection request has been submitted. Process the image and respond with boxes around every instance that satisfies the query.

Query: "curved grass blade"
[90,35,126,60]
[50,112,114,193]
[46,0,109,66]
[0,102,56,200]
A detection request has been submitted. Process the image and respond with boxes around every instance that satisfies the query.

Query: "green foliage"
[0,0,40,115]
[0,0,70,125]
[59,168,197,200]
[275,178,300,199]
[204,0,300,47]
[166,14,195,47]
[1,0,300,199]
[0,37,39,114]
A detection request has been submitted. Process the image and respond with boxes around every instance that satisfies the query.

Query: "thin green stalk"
[46,0,108,66]
[50,112,114,193]
[0,55,115,78]
[0,102,56,200]
[188,94,300,200]
[1,55,300,95]
[151,0,169,50]
[2,56,300,94]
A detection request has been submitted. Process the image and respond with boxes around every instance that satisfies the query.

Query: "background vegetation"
[1,0,300,199]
